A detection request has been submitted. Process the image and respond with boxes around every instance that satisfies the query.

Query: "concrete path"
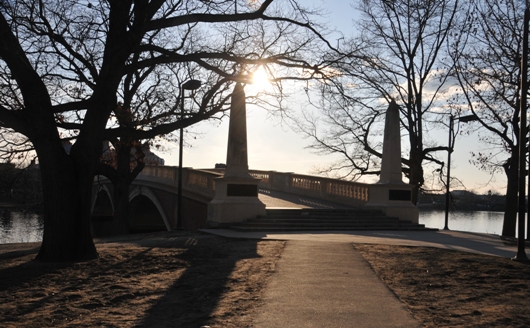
[258,189,355,209]
[252,240,420,328]
[202,229,517,258]
[200,229,520,327]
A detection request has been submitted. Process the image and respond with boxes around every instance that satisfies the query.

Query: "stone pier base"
[207,177,266,227]
[364,183,419,224]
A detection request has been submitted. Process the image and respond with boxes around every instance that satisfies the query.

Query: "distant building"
[101,141,164,167]
[142,146,164,166]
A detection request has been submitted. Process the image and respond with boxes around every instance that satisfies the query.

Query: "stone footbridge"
[91,166,378,234]
[91,95,421,235]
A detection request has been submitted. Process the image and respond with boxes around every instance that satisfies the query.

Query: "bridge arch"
[91,184,114,216]
[129,186,172,231]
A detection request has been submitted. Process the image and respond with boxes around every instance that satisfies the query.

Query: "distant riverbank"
[419,209,505,236]
[0,201,24,209]
[0,200,42,210]
[419,190,506,212]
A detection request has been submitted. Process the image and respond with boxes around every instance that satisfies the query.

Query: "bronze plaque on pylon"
[227,184,258,197]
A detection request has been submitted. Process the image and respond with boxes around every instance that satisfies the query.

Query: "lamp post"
[514,7,529,261]
[177,79,202,230]
[444,115,454,230]
[444,114,478,230]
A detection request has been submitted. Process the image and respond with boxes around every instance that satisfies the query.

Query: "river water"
[0,209,519,244]
[419,209,504,235]
[1,209,44,244]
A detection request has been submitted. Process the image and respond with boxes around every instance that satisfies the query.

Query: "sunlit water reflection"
[0,210,44,244]
[419,210,505,235]
[0,209,520,244]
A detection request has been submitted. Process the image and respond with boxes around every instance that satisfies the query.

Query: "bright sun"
[251,68,270,90]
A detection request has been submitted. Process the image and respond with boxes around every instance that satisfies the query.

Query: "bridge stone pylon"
[207,82,266,226]
[364,100,419,223]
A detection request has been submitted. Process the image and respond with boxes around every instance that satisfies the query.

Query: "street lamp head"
[458,114,479,123]
[182,79,202,91]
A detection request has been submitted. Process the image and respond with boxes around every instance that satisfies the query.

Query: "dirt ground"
[0,233,284,328]
[356,244,530,328]
[1,232,530,327]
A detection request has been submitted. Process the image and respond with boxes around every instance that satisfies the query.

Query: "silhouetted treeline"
[0,163,42,206]
[418,190,506,212]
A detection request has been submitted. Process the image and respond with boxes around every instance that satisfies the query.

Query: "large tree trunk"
[96,139,147,236]
[32,89,113,262]
[35,140,98,262]
[408,148,424,205]
[502,155,518,237]
[112,181,130,235]
[111,142,133,235]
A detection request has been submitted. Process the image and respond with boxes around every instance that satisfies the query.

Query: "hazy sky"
[161,0,507,195]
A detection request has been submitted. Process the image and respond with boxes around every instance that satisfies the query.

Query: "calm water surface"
[0,209,514,244]
[0,210,44,244]
[419,209,504,235]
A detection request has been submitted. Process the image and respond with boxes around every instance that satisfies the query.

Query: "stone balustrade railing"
[140,165,177,182]
[248,170,369,207]
[139,166,222,199]
[139,166,370,207]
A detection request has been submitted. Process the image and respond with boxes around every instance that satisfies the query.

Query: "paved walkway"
[258,189,355,209]
[201,228,520,327]
[202,229,517,258]
[252,240,419,328]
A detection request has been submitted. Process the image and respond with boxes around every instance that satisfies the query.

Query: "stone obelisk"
[207,82,266,227]
[364,100,419,223]
[379,99,405,184]
[225,82,252,178]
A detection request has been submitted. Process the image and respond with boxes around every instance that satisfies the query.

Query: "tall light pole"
[514,7,529,262]
[177,79,202,230]
[444,115,454,230]
[444,114,478,231]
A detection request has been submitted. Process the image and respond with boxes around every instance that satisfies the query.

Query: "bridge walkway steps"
[257,188,356,210]
[230,189,434,232]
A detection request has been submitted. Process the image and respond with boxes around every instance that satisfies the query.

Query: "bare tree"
[451,0,526,237]
[0,0,332,261]
[96,62,234,235]
[295,0,462,204]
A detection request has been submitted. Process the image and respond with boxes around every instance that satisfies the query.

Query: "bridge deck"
[258,189,358,210]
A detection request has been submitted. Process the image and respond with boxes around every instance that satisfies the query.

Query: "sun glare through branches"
[251,67,270,91]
